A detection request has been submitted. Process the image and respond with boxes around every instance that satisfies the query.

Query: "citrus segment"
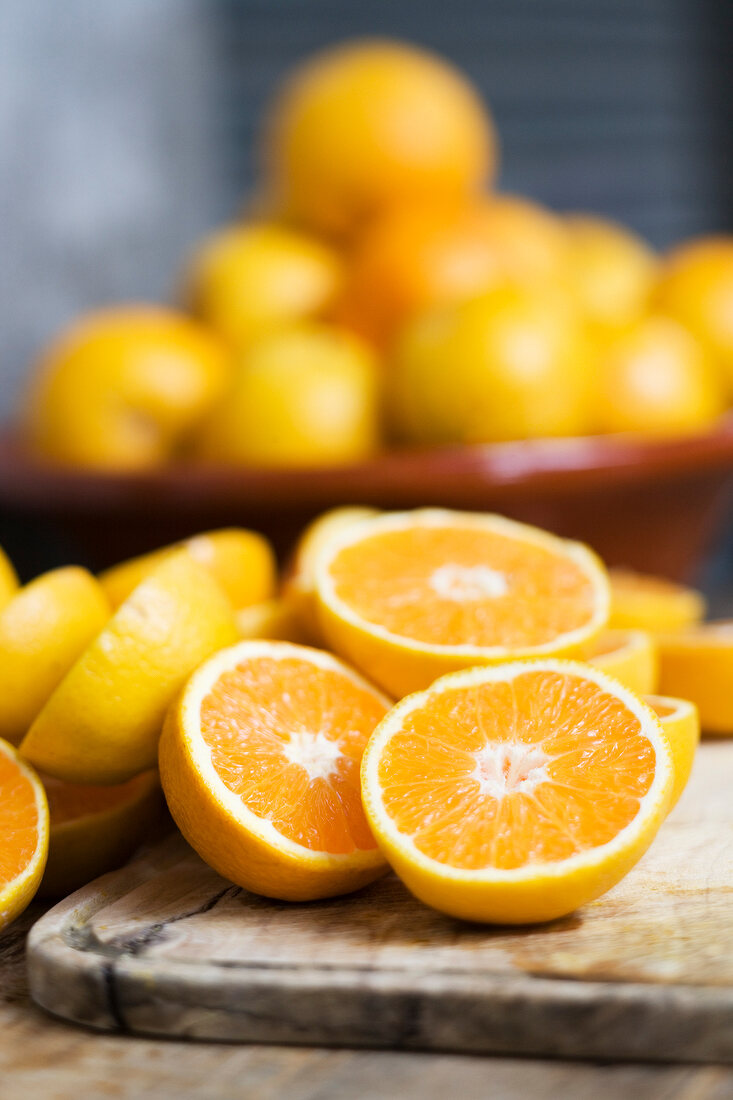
[644,695,699,811]
[609,569,706,632]
[159,641,391,900]
[0,567,110,745]
[583,629,658,695]
[40,770,161,897]
[316,509,610,697]
[0,738,49,930]
[100,528,276,611]
[361,660,672,924]
[657,623,733,735]
[21,551,239,785]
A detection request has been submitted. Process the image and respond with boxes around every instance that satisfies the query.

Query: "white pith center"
[282,729,343,782]
[429,564,509,602]
[472,742,551,797]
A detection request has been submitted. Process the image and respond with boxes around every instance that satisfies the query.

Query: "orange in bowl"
[654,236,733,389]
[24,306,231,470]
[263,39,496,238]
[336,195,568,346]
[594,315,725,437]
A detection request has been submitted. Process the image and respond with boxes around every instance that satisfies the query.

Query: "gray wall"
[0,0,223,414]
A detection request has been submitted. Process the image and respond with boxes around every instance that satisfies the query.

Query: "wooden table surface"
[1,906,731,1100]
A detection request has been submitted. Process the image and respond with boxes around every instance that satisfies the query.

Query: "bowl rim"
[3,415,733,514]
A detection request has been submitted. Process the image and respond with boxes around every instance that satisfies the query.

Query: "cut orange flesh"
[316,509,610,697]
[644,694,699,811]
[40,770,162,897]
[583,628,658,695]
[0,738,48,929]
[159,641,391,900]
[361,660,672,923]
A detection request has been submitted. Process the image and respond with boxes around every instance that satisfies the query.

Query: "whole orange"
[565,215,657,335]
[335,195,568,347]
[594,315,724,436]
[388,282,590,444]
[24,307,230,470]
[194,323,380,468]
[654,236,733,388]
[183,223,343,349]
[262,39,496,238]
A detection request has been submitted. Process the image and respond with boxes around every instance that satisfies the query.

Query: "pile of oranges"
[0,506,729,931]
[19,39,733,472]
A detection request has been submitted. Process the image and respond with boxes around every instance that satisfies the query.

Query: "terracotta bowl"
[2,418,733,580]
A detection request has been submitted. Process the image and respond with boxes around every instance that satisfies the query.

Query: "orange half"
[159,641,391,900]
[316,509,610,697]
[362,660,672,923]
[0,738,49,929]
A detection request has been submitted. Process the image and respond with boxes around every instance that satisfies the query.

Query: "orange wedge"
[40,770,162,897]
[0,738,49,930]
[159,641,391,900]
[0,567,110,746]
[645,695,699,811]
[361,660,673,924]
[609,569,706,632]
[21,551,239,785]
[315,509,610,697]
[583,629,658,695]
[657,623,733,735]
[100,527,277,611]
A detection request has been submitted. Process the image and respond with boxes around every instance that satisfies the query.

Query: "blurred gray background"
[2,0,733,419]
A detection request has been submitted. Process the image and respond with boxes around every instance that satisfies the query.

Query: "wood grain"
[26,742,733,1064]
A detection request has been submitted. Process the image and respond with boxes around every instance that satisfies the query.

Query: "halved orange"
[609,568,706,632]
[40,770,162,898]
[159,641,391,900]
[657,623,733,735]
[645,694,699,810]
[362,660,673,924]
[315,509,610,697]
[583,629,658,695]
[0,738,49,930]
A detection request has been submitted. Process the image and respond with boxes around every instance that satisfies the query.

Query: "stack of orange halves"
[0,508,728,931]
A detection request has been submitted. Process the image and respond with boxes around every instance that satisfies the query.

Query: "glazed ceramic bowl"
[2,417,733,579]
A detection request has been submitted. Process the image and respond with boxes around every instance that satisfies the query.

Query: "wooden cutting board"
[27,741,733,1062]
